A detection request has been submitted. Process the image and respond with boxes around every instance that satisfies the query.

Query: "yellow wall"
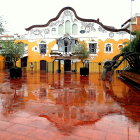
[0,56,4,70]
[93,39,129,62]
[0,38,130,72]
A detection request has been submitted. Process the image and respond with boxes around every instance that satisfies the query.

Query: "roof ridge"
[25,6,129,33]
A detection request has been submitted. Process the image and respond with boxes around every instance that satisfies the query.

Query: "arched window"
[39,41,47,54]
[118,44,123,50]
[65,20,71,34]
[58,24,64,35]
[72,24,78,35]
[105,44,112,53]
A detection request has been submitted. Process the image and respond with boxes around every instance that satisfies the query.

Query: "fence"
[0,60,128,73]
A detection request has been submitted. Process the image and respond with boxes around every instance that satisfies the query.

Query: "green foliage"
[121,42,131,53]
[0,40,25,67]
[0,17,5,34]
[74,41,89,66]
[121,30,140,53]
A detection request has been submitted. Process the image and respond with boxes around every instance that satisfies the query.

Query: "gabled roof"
[25,7,130,33]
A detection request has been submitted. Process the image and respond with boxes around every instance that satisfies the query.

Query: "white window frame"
[39,41,47,54]
[104,43,113,53]
[88,42,98,54]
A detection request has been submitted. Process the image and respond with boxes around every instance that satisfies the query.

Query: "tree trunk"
[14,61,16,67]
[82,62,84,67]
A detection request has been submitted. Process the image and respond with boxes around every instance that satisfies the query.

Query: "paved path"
[0,72,140,140]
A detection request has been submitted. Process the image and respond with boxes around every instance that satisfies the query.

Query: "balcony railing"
[50,50,62,56]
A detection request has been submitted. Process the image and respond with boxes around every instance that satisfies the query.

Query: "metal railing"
[0,60,128,73]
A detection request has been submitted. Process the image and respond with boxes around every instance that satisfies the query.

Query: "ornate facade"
[1,7,137,73]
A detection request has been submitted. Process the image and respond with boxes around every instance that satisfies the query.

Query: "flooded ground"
[0,71,140,140]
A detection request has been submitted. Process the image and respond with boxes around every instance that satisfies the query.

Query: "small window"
[105,44,112,53]
[52,28,56,35]
[89,43,97,54]
[72,24,78,35]
[118,44,123,49]
[64,40,68,46]
[85,26,90,33]
[65,20,71,34]
[58,24,64,35]
[39,41,47,54]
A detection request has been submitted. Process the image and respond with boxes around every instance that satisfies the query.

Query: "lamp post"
[130,0,134,51]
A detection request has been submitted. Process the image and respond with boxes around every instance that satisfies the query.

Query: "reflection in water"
[37,74,122,134]
[0,72,140,136]
[103,80,140,137]
[0,79,25,116]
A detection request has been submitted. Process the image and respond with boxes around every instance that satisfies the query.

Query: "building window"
[89,43,97,54]
[64,39,68,46]
[51,28,56,35]
[85,26,90,33]
[39,41,47,54]
[57,37,77,53]
[57,39,64,52]
[64,38,71,52]
[58,24,64,35]
[65,20,71,34]
[105,44,112,53]
[72,24,78,35]
[118,44,123,50]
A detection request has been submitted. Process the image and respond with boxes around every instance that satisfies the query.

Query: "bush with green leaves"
[121,31,140,53]
[0,16,5,34]
[0,40,25,68]
[74,41,89,66]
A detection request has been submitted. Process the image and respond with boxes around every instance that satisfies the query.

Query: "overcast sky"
[0,0,139,35]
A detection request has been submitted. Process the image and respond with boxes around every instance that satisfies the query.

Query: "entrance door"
[21,57,27,67]
[40,60,47,71]
[64,60,71,72]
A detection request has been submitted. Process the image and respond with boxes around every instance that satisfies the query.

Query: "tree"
[74,41,89,67]
[0,40,25,68]
[0,16,5,34]
[121,31,140,53]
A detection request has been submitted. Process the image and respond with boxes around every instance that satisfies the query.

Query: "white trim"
[104,43,113,53]
[38,40,48,54]
[88,41,98,54]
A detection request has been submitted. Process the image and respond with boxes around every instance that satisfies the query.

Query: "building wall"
[0,56,4,70]
[0,7,132,72]
[132,17,140,31]
[0,36,129,72]
[14,37,129,73]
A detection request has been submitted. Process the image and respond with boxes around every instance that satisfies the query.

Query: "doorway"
[40,60,47,71]
[21,57,27,67]
[64,60,71,72]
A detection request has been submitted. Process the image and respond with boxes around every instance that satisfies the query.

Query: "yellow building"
[1,7,134,73]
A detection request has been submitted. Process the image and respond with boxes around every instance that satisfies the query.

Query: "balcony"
[50,50,74,57]
[50,50,62,56]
